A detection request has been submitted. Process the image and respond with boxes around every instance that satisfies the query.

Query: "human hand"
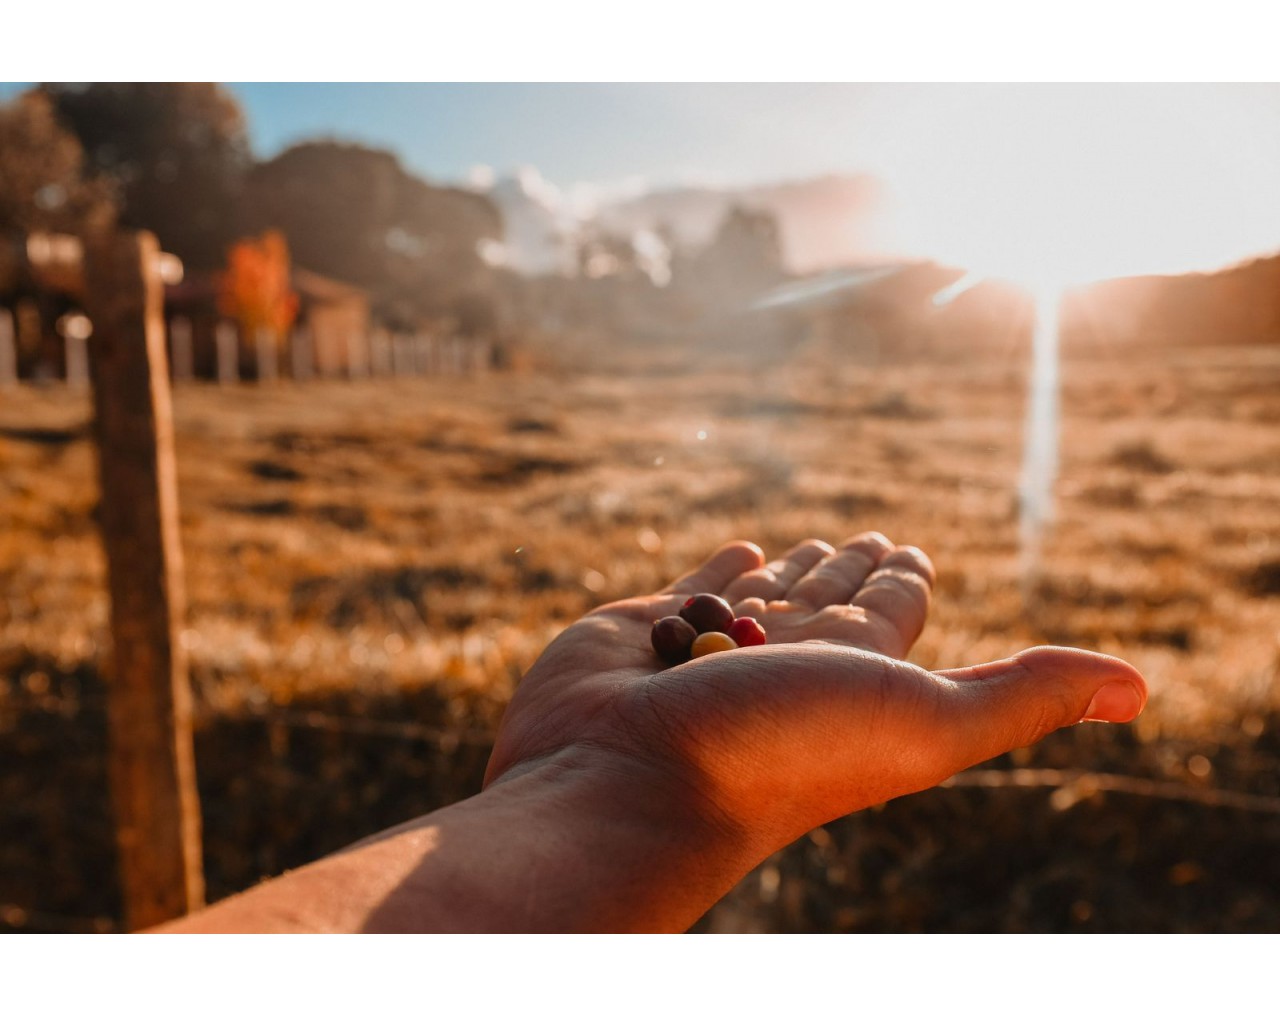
[484,532,1147,862]
[167,532,1149,933]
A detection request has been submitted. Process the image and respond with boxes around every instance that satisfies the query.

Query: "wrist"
[464,745,759,932]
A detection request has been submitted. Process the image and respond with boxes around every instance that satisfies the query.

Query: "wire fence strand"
[222,706,495,747]
[0,902,118,933]
[944,767,1280,815]
[9,697,1280,814]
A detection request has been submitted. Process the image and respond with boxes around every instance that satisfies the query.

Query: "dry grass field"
[3,338,1280,932]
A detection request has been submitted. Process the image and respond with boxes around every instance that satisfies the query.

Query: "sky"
[8,82,1280,284]
[230,83,1280,285]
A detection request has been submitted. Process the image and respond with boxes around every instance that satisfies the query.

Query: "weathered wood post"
[169,316,194,383]
[255,326,278,384]
[290,324,313,381]
[346,331,369,380]
[83,230,204,931]
[215,321,239,385]
[64,329,90,388]
[0,307,16,388]
[16,299,42,378]
[370,328,392,377]
[392,333,412,377]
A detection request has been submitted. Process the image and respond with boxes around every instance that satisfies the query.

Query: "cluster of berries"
[650,593,767,666]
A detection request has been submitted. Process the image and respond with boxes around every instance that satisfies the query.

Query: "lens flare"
[752,263,1068,602]
[1017,281,1063,593]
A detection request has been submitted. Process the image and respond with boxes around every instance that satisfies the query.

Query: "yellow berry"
[691,631,738,657]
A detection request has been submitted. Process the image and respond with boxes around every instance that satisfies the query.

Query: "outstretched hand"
[484,532,1147,860]
[166,531,1148,933]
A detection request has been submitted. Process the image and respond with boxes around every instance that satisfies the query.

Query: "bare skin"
[162,533,1146,933]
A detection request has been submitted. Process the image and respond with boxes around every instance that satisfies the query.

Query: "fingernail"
[1083,682,1144,723]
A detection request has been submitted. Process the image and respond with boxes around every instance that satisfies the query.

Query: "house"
[291,267,371,376]
[164,265,373,380]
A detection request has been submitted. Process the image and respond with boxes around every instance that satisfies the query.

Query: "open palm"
[483,533,1146,858]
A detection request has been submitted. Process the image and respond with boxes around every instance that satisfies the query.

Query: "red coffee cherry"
[678,593,735,634]
[727,616,767,647]
[651,615,698,665]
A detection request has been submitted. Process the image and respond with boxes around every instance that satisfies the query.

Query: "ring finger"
[786,531,895,609]
[721,539,834,603]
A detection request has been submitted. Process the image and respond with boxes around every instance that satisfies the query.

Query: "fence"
[0,231,500,388]
[9,661,1280,937]
[0,303,496,388]
[2,228,514,931]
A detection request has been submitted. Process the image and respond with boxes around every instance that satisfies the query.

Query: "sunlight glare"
[1018,280,1063,592]
[877,86,1280,291]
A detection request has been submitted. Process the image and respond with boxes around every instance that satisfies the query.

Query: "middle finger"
[786,531,895,609]
[721,539,834,602]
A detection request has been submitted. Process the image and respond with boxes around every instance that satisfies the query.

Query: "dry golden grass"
[2,340,1279,931]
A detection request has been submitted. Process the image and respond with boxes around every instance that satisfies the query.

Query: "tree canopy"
[244,140,502,327]
[219,230,299,338]
[0,90,115,239]
[41,82,250,270]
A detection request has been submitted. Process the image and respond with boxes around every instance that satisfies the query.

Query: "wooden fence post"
[169,316,194,383]
[215,321,238,385]
[65,331,90,388]
[84,230,204,931]
[16,299,42,378]
[290,324,313,381]
[346,331,369,380]
[391,333,412,377]
[255,326,278,384]
[370,328,392,377]
[0,307,15,388]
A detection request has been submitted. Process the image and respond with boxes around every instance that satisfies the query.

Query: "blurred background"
[2,82,1279,932]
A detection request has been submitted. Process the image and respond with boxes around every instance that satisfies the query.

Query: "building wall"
[307,295,369,376]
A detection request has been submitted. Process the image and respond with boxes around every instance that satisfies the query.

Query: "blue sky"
[9,82,1280,278]
[225,83,901,189]
[0,82,965,189]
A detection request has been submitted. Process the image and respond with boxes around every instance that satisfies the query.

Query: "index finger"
[662,540,767,597]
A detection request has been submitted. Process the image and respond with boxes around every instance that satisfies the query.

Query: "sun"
[875,85,1280,295]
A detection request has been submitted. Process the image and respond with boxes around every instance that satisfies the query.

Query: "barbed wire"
[226,705,494,747]
[6,761,1280,935]
[0,697,495,747]
[0,902,117,934]
[8,697,1280,814]
[944,767,1280,815]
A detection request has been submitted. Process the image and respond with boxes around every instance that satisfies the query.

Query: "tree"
[672,204,787,313]
[702,205,785,294]
[41,83,250,270]
[218,230,299,339]
[0,90,115,239]
[244,141,502,327]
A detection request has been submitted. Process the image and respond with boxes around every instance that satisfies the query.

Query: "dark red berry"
[651,615,697,664]
[727,616,767,647]
[678,593,735,634]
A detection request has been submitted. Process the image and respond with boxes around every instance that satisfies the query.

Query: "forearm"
[156,748,753,933]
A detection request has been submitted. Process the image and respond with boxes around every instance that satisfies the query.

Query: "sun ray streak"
[1018,284,1062,596]
[930,272,982,308]
[752,266,1066,605]
[747,266,901,312]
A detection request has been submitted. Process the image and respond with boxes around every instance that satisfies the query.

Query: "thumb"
[930,645,1148,768]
